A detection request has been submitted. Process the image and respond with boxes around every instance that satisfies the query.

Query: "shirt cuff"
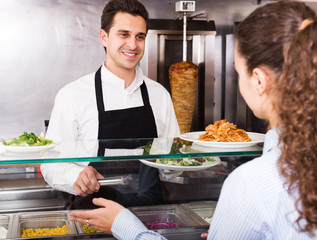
[111,209,148,240]
[65,162,89,192]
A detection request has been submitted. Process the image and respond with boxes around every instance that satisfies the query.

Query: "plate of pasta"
[180,131,265,148]
[180,120,265,148]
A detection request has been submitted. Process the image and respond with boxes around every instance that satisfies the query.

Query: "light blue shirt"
[208,128,316,239]
[112,208,166,240]
[111,128,316,239]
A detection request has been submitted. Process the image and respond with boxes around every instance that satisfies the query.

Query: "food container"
[12,211,77,238]
[181,201,217,224]
[0,214,14,239]
[129,204,206,230]
[74,221,103,234]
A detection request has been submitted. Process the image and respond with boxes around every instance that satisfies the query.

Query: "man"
[41,0,180,207]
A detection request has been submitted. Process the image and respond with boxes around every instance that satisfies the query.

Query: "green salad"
[2,132,54,147]
[155,157,216,166]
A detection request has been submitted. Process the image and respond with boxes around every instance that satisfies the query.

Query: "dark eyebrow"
[117,30,129,33]
[117,30,146,36]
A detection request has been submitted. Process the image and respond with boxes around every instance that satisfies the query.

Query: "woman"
[70,1,317,239]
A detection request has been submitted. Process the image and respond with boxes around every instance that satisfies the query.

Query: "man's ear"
[251,67,271,96]
[100,29,108,47]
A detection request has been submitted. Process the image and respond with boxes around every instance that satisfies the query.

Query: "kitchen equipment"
[12,211,77,238]
[129,204,207,233]
[74,221,103,235]
[0,178,67,214]
[168,1,199,134]
[176,1,196,62]
[97,175,132,186]
[181,201,217,224]
[139,19,216,132]
[0,214,13,239]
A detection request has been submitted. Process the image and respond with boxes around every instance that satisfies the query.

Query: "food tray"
[74,221,103,234]
[12,211,77,238]
[129,204,206,229]
[181,201,217,224]
[0,214,14,239]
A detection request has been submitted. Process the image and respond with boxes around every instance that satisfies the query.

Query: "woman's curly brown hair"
[275,21,317,237]
[236,1,317,236]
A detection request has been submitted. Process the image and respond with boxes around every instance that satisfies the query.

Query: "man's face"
[100,12,147,74]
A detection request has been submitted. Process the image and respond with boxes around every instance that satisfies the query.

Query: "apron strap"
[140,82,150,107]
[94,66,105,112]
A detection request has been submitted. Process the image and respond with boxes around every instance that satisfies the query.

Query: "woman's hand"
[201,230,209,239]
[70,197,125,233]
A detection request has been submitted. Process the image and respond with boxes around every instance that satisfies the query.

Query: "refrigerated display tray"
[129,204,207,230]
[74,221,103,235]
[0,214,14,239]
[11,211,77,238]
[181,201,217,224]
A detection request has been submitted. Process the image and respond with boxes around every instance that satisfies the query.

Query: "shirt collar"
[100,64,144,94]
[263,127,280,153]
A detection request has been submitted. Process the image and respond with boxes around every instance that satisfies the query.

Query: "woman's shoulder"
[227,148,284,197]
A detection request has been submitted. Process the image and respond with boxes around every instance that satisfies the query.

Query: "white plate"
[179,143,263,154]
[0,143,58,153]
[140,157,221,171]
[180,131,265,149]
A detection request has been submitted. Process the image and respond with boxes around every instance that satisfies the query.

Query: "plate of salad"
[139,157,221,171]
[1,132,57,153]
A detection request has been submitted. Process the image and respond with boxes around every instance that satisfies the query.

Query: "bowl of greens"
[1,132,56,153]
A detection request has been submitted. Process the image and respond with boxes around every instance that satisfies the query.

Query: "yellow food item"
[21,225,70,237]
[198,119,251,142]
[82,224,102,233]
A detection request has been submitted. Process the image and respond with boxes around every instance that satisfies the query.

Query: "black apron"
[73,66,163,209]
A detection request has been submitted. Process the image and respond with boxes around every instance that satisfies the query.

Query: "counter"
[0,137,262,239]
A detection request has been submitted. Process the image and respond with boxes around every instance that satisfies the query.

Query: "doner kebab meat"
[169,61,198,134]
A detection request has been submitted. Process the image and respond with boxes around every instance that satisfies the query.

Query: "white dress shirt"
[110,128,316,239]
[41,64,180,195]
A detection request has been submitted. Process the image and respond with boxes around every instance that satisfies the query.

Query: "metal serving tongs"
[97,175,132,186]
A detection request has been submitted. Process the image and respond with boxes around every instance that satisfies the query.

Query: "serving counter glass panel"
[0,137,262,165]
[0,137,263,239]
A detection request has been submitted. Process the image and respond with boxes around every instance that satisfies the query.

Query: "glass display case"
[0,137,262,165]
[0,137,263,239]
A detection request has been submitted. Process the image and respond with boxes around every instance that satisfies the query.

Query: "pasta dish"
[198,119,251,142]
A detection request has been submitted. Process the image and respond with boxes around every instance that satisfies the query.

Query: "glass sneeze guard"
[0,137,263,165]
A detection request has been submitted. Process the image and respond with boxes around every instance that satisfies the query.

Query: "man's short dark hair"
[101,0,149,33]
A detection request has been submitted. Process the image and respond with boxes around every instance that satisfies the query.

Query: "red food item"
[144,217,179,229]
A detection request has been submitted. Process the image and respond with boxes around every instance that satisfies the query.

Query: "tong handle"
[97,175,131,186]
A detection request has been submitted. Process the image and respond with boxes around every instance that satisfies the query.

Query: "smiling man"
[41,0,180,208]
[101,12,147,87]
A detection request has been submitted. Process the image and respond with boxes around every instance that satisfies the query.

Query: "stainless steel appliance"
[140,19,216,131]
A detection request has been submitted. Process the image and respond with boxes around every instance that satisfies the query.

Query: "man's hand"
[70,198,125,233]
[73,166,104,196]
